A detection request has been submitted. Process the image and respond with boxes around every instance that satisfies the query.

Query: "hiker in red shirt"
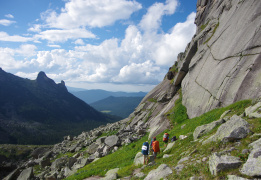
[151,137,160,159]
[163,132,169,147]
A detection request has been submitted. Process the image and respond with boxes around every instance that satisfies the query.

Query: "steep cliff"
[127,0,261,139]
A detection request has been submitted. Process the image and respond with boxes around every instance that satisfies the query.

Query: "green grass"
[204,21,219,44]
[148,98,157,103]
[167,91,188,125]
[66,95,257,179]
[66,135,149,180]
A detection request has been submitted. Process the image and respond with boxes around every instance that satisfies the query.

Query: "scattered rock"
[163,154,173,158]
[17,167,34,180]
[179,135,188,140]
[105,135,120,147]
[209,153,242,176]
[193,118,225,140]
[133,152,144,166]
[203,115,251,144]
[163,142,175,152]
[144,164,172,180]
[240,148,261,177]
[227,175,250,180]
[245,102,261,118]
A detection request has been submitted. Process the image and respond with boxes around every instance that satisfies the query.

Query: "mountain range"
[0,68,119,145]
[70,89,147,104]
[90,96,144,118]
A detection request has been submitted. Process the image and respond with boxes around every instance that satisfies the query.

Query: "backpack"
[171,136,177,142]
[163,133,169,141]
[152,141,160,152]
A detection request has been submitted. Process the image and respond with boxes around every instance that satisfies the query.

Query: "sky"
[0,0,197,92]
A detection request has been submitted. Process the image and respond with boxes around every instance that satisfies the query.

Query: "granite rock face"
[181,0,261,118]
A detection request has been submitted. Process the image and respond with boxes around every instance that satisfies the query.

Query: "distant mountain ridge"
[70,89,147,104]
[0,68,118,145]
[90,96,144,118]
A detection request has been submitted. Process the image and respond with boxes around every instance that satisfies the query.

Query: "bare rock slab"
[144,164,172,180]
[209,153,242,176]
[240,148,261,177]
[17,167,34,180]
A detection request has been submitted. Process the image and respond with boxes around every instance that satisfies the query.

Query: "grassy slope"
[66,94,261,180]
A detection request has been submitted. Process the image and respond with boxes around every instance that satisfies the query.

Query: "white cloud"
[0,45,36,70]
[42,0,142,29]
[16,44,37,57]
[1,0,197,90]
[112,61,161,84]
[28,24,42,32]
[47,44,61,48]
[74,39,84,45]
[0,32,33,42]
[0,19,16,26]
[152,12,196,65]
[35,28,96,42]
[5,14,14,18]
[139,0,178,33]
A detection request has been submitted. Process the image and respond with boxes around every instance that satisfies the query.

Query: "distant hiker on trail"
[141,141,149,165]
[163,132,169,147]
[151,137,160,159]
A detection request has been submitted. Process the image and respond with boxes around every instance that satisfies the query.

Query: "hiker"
[151,137,160,159]
[150,137,154,153]
[163,132,169,147]
[141,141,149,165]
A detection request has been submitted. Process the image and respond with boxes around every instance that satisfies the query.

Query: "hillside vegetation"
[63,95,260,180]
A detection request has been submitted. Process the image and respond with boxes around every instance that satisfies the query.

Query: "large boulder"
[245,102,261,118]
[104,135,120,147]
[163,142,175,152]
[209,153,242,176]
[203,115,251,144]
[193,110,230,140]
[30,147,50,159]
[17,167,34,180]
[50,157,68,171]
[88,143,99,154]
[144,164,172,180]
[101,168,119,180]
[240,147,261,177]
[134,152,144,166]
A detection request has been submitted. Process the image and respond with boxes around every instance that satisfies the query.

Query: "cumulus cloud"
[139,0,178,33]
[1,0,197,91]
[35,28,96,42]
[0,32,33,42]
[0,19,16,26]
[112,61,161,84]
[42,0,142,29]
[74,39,85,45]
[0,45,37,70]
[28,24,42,32]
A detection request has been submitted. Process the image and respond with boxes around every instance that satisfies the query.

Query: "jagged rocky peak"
[36,71,67,92]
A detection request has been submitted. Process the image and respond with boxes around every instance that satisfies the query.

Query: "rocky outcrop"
[144,164,172,180]
[209,153,242,176]
[181,0,261,118]
[240,138,261,177]
[203,115,251,144]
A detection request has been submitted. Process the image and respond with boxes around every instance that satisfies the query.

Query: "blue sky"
[0,0,197,92]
